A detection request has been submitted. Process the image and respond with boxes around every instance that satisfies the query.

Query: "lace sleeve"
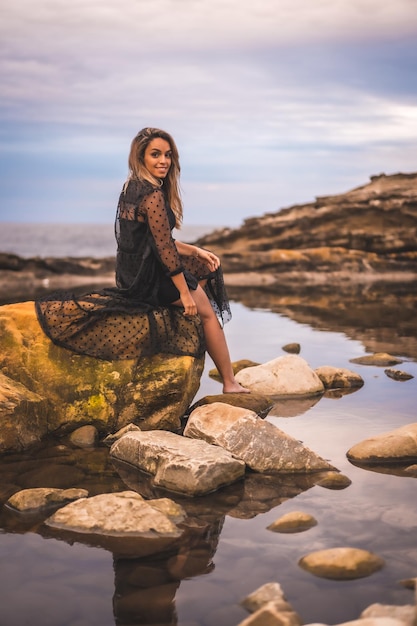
[139,189,184,276]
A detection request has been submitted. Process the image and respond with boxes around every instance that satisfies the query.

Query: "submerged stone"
[298,547,385,580]
[350,352,403,366]
[267,511,317,533]
[384,368,414,381]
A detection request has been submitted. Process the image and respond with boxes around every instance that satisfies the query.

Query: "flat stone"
[6,487,88,512]
[184,402,336,473]
[350,353,403,366]
[45,490,185,537]
[267,511,317,533]
[189,393,273,419]
[347,423,417,464]
[315,366,364,389]
[298,547,385,580]
[110,430,245,496]
[235,355,324,397]
[384,368,414,381]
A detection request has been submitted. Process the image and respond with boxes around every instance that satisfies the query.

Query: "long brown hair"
[127,127,183,227]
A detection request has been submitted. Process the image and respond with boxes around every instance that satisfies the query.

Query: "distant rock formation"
[196,172,417,283]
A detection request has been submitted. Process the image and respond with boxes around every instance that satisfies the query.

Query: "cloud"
[0,0,417,225]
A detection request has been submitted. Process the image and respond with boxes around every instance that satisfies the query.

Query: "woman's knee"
[193,287,214,320]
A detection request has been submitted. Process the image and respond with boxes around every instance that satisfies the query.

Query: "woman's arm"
[175,240,220,273]
[170,272,197,316]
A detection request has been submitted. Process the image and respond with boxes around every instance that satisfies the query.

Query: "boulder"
[110,430,245,496]
[315,366,364,389]
[347,423,417,465]
[234,355,324,397]
[0,302,204,453]
[184,402,336,473]
[298,547,385,580]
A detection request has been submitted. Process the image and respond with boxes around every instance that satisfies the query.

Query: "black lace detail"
[35,178,230,360]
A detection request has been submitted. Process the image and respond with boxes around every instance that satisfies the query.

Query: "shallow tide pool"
[0,299,416,626]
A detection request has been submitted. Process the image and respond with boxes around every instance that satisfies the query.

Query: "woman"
[36,127,248,393]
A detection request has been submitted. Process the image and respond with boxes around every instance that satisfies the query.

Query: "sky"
[1,0,417,227]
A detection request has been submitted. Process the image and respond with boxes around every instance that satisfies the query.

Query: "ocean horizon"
[0,222,221,259]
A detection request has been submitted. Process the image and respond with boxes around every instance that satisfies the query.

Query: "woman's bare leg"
[181,286,250,393]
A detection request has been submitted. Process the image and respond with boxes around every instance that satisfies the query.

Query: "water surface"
[0,294,416,626]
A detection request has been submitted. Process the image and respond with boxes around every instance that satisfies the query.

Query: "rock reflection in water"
[0,442,326,626]
[110,460,322,624]
[227,280,417,361]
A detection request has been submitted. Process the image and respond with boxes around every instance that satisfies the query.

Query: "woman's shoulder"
[121,178,161,201]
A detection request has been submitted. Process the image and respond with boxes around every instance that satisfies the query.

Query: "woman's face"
[143,138,172,179]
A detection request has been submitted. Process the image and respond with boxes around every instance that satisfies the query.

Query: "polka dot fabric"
[35,179,231,361]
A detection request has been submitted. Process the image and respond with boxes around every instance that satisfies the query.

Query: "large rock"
[234,355,324,397]
[184,402,336,473]
[347,423,417,465]
[110,430,246,496]
[0,302,204,453]
[44,491,187,557]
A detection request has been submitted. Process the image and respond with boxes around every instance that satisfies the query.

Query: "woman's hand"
[195,247,220,272]
[180,290,197,317]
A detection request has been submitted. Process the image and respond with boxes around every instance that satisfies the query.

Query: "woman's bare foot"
[222,381,251,394]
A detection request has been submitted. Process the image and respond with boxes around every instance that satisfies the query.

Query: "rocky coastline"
[195,171,417,286]
[1,172,416,305]
[1,172,417,625]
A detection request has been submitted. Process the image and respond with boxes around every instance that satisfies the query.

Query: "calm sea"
[0,222,217,258]
[0,222,416,626]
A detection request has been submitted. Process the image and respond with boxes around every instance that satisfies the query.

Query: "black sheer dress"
[35,179,232,361]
